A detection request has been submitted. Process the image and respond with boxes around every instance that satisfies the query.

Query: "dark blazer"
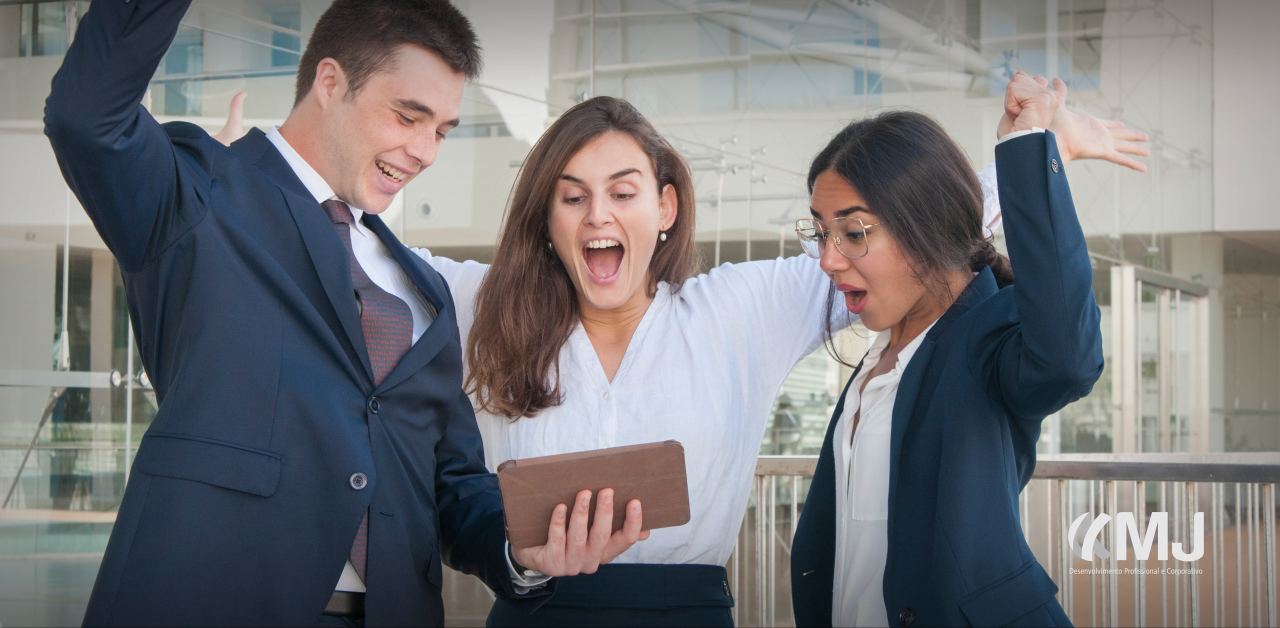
[45,1,533,625]
[791,132,1101,627]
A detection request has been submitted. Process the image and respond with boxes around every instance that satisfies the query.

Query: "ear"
[658,183,678,231]
[312,58,349,111]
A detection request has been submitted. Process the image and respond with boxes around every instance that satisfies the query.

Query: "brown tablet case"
[496,440,691,549]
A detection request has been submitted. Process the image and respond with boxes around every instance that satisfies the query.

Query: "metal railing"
[729,453,1280,628]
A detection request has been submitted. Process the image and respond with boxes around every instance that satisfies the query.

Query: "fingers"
[562,490,593,574]
[1111,128,1149,143]
[601,499,646,565]
[1033,75,1049,87]
[1052,77,1069,102]
[228,91,246,123]
[581,489,616,573]
[1107,152,1148,173]
[544,502,568,559]
[1114,140,1151,157]
[213,91,248,147]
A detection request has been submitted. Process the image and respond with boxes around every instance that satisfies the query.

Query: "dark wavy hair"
[809,110,1013,361]
[466,97,700,418]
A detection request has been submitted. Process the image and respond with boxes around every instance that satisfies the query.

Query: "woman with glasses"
[790,74,1097,627]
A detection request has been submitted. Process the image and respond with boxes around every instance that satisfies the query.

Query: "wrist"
[508,545,544,579]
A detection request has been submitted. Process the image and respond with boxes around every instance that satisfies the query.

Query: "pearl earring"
[547,241,553,250]
[659,231,668,242]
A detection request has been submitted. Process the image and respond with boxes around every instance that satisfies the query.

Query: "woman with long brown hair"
[408,96,1145,626]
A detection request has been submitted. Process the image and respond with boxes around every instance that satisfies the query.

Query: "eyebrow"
[393,99,460,128]
[561,168,642,185]
[809,205,867,218]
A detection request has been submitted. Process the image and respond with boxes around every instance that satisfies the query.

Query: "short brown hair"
[294,0,482,106]
[466,97,700,419]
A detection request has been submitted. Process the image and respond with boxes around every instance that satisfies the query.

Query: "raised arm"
[979,74,1104,419]
[44,0,207,273]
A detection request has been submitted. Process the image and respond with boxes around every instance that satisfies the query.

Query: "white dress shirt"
[420,251,847,567]
[266,127,456,594]
[830,322,933,627]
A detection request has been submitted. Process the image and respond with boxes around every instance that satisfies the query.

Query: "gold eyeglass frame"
[794,216,880,259]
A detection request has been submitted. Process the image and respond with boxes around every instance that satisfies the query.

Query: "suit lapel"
[361,213,452,394]
[237,130,374,384]
[885,267,1000,539]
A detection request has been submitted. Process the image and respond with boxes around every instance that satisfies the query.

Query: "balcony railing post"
[1267,483,1277,628]
[1191,482,1201,627]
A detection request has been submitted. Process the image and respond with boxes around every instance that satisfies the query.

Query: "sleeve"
[680,255,857,385]
[412,248,490,348]
[973,131,1104,421]
[43,0,212,273]
[435,386,553,600]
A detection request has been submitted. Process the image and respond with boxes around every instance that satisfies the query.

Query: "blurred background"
[0,0,1276,625]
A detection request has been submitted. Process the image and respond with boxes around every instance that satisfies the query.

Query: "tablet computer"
[496,440,691,549]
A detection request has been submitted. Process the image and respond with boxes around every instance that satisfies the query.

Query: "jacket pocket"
[134,432,282,497]
[957,560,1059,627]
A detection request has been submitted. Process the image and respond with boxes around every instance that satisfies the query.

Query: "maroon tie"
[322,199,413,585]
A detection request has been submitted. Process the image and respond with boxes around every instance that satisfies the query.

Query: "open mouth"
[375,159,408,184]
[583,238,624,280]
[843,289,868,314]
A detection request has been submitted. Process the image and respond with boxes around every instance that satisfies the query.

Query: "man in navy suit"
[45,0,643,625]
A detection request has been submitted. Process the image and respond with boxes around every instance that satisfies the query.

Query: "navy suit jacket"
[44,1,534,625]
[791,132,1101,627]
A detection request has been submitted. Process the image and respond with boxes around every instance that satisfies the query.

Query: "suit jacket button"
[350,473,368,490]
[899,608,914,626]
[722,580,731,596]
[368,397,380,414]
[1051,158,1060,173]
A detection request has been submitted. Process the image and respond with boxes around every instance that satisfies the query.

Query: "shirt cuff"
[997,127,1045,144]
[506,541,551,594]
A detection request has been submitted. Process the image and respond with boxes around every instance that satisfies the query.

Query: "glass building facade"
[0,1,1275,625]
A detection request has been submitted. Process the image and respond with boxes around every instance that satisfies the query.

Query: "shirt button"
[350,473,368,490]
[368,397,380,414]
[603,391,610,400]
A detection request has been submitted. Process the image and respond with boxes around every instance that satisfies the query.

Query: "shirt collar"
[265,125,367,224]
[864,319,937,377]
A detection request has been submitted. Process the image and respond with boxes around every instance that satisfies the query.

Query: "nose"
[404,131,439,169]
[818,232,850,276]
[584,194,614,228]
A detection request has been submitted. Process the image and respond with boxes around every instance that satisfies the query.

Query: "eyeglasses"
[795,217,880,259]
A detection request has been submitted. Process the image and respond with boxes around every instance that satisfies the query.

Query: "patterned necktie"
[322,199,414,585]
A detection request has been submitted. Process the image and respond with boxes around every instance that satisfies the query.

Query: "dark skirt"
[487,563,735,627]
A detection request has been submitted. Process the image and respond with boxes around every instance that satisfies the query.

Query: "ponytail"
[970,240,1015,289]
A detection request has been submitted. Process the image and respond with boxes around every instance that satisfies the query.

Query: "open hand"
[511,488,649,577]
[212,91,247,147]
[1047,106,1149,172]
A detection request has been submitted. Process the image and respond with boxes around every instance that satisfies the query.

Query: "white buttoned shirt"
[830,322,934,627]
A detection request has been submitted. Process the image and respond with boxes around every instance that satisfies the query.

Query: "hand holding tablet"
[500,441,692,576]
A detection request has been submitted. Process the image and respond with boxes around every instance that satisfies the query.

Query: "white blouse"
[831,322,934,627]
[418,252,844,566]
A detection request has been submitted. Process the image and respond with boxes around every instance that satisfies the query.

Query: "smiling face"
[810,169,929,333]
[308,45,463,214]
[548,132,677,312]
